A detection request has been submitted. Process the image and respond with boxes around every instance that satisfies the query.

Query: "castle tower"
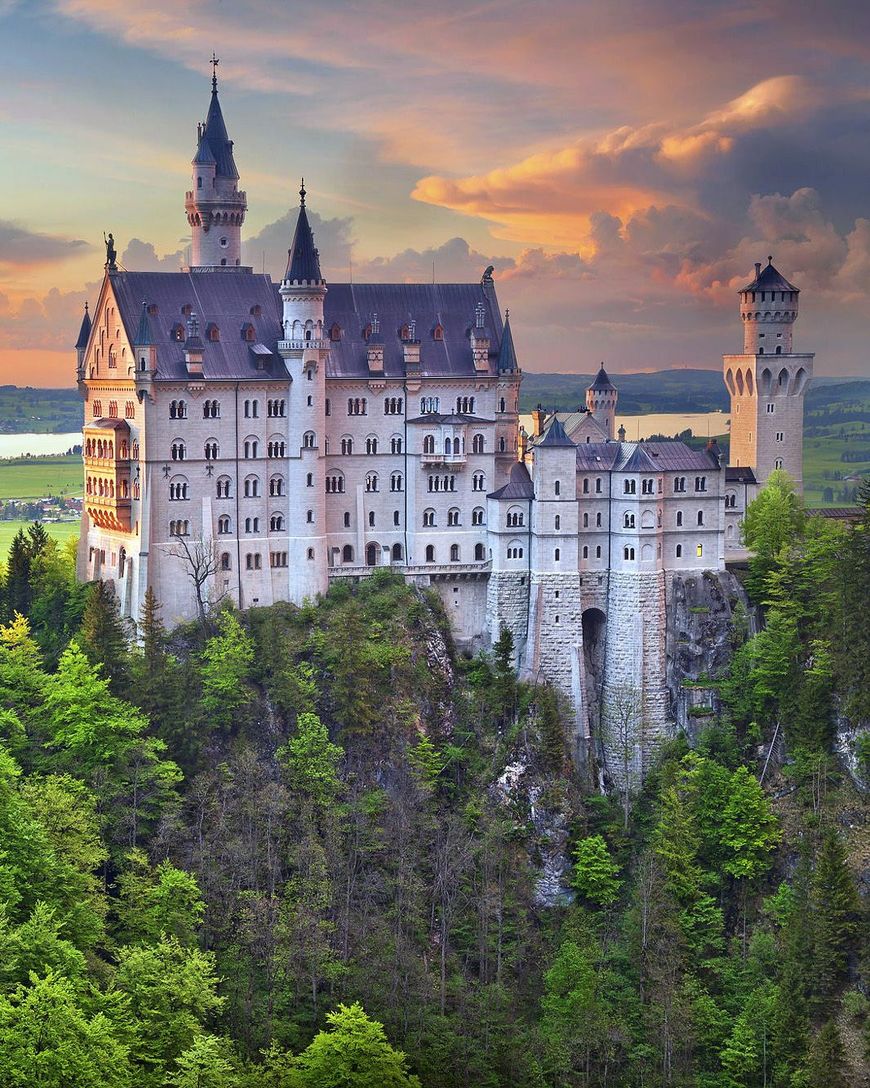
[724,257,813,490]
[586,365,617,440]
[74,302,91,387]
[184,67,248,270]
[277,183,329,601]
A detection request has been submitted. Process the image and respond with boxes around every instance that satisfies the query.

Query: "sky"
[1,0,870,387]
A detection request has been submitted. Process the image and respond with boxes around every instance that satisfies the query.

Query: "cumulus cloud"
[0,221,91,268]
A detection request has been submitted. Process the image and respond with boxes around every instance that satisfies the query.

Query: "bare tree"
[605,683,644,829]
[167,534,223,626]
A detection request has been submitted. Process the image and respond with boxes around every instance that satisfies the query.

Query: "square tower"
[724,258,813,491]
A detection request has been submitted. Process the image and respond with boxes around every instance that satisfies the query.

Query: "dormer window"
[433,323,444,341]
[171,323,184,342]
[206,323,220,342]
[181,304,192,316]
[330,323,342,342]
[241,323,255,342]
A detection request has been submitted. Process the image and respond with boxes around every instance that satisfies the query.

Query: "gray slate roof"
[725,466,757,483]
[489,460,534,500]
[406,412,494,425]
[536,416,574,448]
[741,257,798,293]
[75,305,92,350]
[589,364,616,391]
[284,201,323,284]
[575,440,720,472]
[199,86,239,179]
[497,312,519,373]
[108,271,506,382]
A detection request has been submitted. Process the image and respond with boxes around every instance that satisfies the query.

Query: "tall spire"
[284,181,323,284]
[497,309,518,372]
[75,301,92,350]
[197,60,238,180]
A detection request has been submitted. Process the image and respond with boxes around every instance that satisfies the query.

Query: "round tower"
[184,67,248,270]
[277,183,329,601]
[739,256,799,354]
[586,364,618,439]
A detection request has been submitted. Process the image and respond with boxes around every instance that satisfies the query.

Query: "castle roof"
[75,304,92,350]
[284,188,323,284]
[725,466,757,484]
[497,311,518,373]
[134,301,158,346]
[575,440,721,472]
[488,460,534,500]
[107,271,508,381]
[199,83,239,179]
[589,364,616,392]
[536,416,575,448]
[741,256,798,294]
[406,412,494,424]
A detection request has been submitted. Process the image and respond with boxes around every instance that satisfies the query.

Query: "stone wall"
[486,571,530,663]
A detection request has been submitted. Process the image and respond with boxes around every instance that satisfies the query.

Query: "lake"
[0,433,81,458]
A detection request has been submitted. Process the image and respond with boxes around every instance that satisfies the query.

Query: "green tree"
[5,529,32,619]
[79,580,130,693]
[492,626,517,726]
[0,970,132,1088]
[167,1034,239,1088]
[115,850,204,947]
[718,766,780,881]
[742,469,805,600]
[279,712,343,810]
[571,835,622,907]
[113,936,224,1083]
[288,1002,422,1088]
[197,611,255,734]
[812,828,859,1006]
[804,1019,848,1088]
[536,685,565,772]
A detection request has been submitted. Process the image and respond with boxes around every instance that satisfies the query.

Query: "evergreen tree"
[571,835,622,907]
[536,685,565,772]
[5,529,32,619]
[804,1019,848,1088]
[742,470,805,601]
[812,828,859,1006]
[79,580,130,693]
[492,626,517,726]
[197,610,255,734]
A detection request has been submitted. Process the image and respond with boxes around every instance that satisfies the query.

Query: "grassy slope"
[0,456,82,499]
[0,520,79,556]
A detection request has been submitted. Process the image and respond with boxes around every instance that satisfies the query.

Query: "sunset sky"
[2,0,870,385]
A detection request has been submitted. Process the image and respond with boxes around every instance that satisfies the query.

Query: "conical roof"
[537,416,575,448]
[284,184,323,284]
[488,460,534,500]
[589,364,616,392]
[199,82,239,179]
[134,302,157,346]
[497,311,518,372]
[75,303,92,350]
[741,256,798,293]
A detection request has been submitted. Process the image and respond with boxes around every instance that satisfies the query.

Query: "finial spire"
[300,178,306,207]
[768,255,773,265]
[211,52,219,92]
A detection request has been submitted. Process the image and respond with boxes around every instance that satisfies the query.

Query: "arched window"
[217,476,232,499]
[554,480,561,496]
[390,472,403,492]
[474,543,485,561]
[623,479,636,495]
[450,544,460,562]
[342,544,354,564]
[697,510,704,526]
[624,546,635,561]
[695,476,707,493]
[365,472,379,493]
[507,507,524,527]
[204,440,219,460]
[169,476,189,501]
[447,508,460,526]
[244,438,259,459]
[506,540,524,560]
[696,544,704,558]
[221,552,231,570]
[391,435,403,454]
[425,544,435,563]
[218,515,231,534]
[472,507,485,526]
[268,476,284,497]
[554,547,561,561]
[623,512,635,529]
[326,474,345,494]
[298,432,313,450]
[423,509,435,527]
[366,436,378,455]
[472,472,486,492]
[423,434,435,455]
[341,436,354,456]
[366,542,379,567]
[676,544,683,558]
[244,475,260,498]
[203,399,220,418]
[169,400,187,419]
[392,543,404,562]
[583,512,589,528]
[472,433,485,453]
[270,513,285,532]
[170,440,186,461]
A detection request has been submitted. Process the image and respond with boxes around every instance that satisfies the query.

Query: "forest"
[0,475,866,1087]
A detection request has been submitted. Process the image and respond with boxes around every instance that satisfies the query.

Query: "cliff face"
[665,570,756,741]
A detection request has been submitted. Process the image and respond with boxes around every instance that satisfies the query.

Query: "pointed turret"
[585,362,618,439]
[537,416,575,447]
[184,65,248,270]
[284,182,323,285]
[497,310,519,373]
[589,364,616,391]
[75,302,92,351]
[133,302,158,382]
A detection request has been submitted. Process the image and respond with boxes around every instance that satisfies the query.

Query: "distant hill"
[0,375,866,433]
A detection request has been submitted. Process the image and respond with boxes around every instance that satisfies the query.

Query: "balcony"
[85,493,132,532]
[421,452,467,466]
[329,560,491,580]
[277,339,324,352]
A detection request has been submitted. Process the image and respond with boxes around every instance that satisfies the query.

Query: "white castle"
[75,77,813,775]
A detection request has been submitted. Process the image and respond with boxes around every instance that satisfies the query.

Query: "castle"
[75,76,813,777]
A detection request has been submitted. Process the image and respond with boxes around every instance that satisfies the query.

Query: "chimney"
[531,404,545,437]
[754,262,761,278]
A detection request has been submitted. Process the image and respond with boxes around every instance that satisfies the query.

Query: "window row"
[85,476,132,499]
[85,438,133,460]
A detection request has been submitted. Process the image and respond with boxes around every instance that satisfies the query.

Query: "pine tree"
[571,835,622,907]
[139,586,164,675]
[79,580,130,692]
[812,828,859,1006]
[804,1020,848,1088]
[5,529,31,619]
[536,685,565,772]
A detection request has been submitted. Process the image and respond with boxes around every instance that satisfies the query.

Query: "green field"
[0,519,79,557]
[803,422,870,507]
[0,455,82,499]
